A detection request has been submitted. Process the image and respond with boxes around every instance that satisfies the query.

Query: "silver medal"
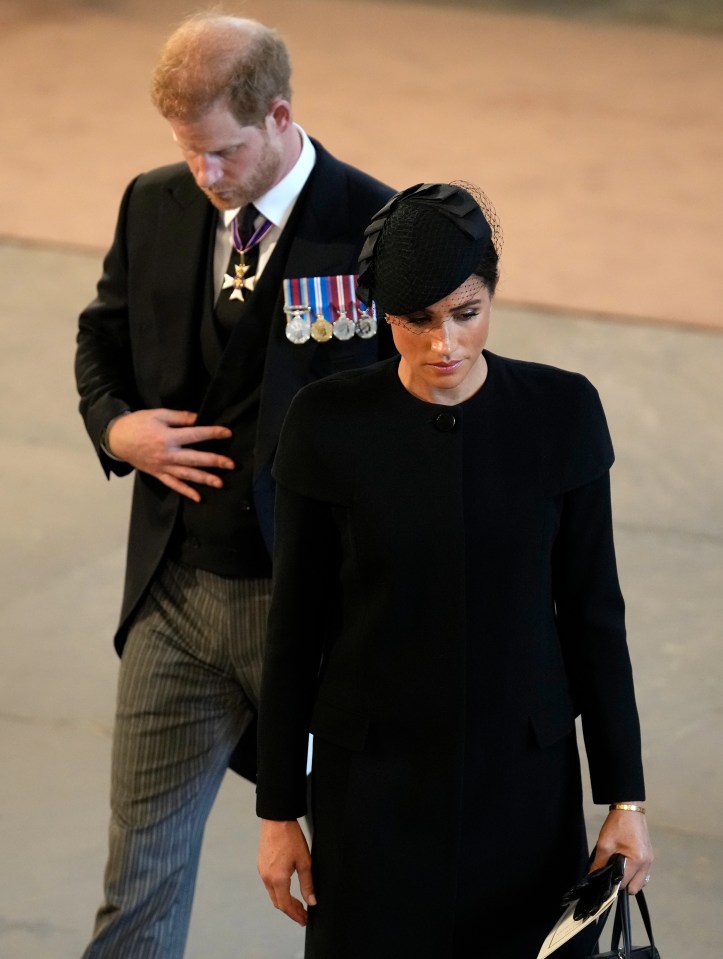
[355,309,377,339]
[285,313,311,344]
[333,313,356,341]
[333,275,357,341]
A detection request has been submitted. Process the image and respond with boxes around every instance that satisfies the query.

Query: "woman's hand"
[590,805,654,895]
[258,819,316,925]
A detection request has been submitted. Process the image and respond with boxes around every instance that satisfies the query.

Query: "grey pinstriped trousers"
[82,559,271,959]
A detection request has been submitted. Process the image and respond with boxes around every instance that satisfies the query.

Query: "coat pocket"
[528,696,576,749]
[309,698,370,752]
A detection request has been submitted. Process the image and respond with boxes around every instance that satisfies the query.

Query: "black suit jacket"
[76,140,394,644]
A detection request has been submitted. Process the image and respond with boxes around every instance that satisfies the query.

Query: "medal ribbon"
[283,277,311,312]
[231,214,273,256]
[347,274,359,322]
[333,274,347,318]
[311,275,330,321]
[352,273,375,320]
[300,276,311,313]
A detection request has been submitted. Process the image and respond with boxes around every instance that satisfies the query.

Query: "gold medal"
[309,276,333,343]
[311,314,333,342]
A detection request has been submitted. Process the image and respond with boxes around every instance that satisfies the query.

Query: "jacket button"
[434,411,457,432]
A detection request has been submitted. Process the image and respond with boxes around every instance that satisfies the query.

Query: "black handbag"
[587,889,660,959]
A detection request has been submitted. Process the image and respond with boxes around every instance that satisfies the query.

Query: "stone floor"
[1,0,722,956]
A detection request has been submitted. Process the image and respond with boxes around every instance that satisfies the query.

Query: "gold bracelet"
[609,803,646,814]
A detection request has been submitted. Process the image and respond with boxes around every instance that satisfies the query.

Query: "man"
[75,13,393,957]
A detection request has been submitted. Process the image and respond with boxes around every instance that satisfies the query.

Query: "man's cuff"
[99,410,131,461]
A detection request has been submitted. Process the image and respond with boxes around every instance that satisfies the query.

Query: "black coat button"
[434,411,457,432]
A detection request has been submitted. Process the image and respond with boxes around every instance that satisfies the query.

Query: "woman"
[256,183,653,958]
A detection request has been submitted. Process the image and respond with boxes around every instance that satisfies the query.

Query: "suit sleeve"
[75,177,141,478]
[552,463,645,804]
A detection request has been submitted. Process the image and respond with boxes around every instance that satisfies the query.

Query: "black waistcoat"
[170,209,299,578]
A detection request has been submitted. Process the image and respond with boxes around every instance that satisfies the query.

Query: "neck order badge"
[221,206,273,303]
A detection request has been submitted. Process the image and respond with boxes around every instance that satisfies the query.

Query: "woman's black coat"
[257,352,645,959]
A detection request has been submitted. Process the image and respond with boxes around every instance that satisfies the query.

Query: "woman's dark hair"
[474,243,499,296]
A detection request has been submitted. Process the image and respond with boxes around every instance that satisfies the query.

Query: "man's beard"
[203,138,283,211]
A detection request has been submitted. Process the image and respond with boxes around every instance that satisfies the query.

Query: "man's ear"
[266,98,292,134]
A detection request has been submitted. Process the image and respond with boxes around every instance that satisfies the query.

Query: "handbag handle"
[609,890,657,957]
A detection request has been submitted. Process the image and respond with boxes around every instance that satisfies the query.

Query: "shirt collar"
[222,126,316,230]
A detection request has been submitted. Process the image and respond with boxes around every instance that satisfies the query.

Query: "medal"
[283,277,312,344]
[285,311,312,344]
[332,274,356,340]
[355,308,377,339]
[222,256,254,302]
[311,318,333,342]
[348,273,377,338]
[222,213,272,304]
[310,275,333,342]
[333,315,356,340]
[282,274,377,344]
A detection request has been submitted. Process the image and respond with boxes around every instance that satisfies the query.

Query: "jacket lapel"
[151,172,216,408]
[282,141,353,275]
